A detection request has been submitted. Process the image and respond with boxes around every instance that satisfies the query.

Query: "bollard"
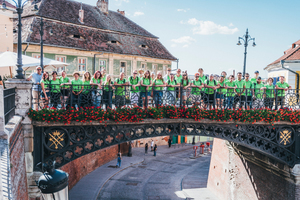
[200,143,205,154]
[206,142,211,153]
[193,146,198,157]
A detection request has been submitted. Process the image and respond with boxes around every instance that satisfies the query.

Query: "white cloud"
[114,0,129,6]
[177,8,190,12]
[171,36,196,44]
[133,11,144,17]
[229,23,234,27]
[187,18,238,35]
[183,44,189,48]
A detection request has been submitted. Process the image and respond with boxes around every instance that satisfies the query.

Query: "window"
[163,65,167,76]
[99,59,106,71]
[141,63,146,69]
[78,58,87,71]
[139,44,149,49]
[120,61,126,73]
[152,64,157,74]
[32,53,41,59]
[56,56,66,73]
[68,34,85,40]
[108,40,120,45]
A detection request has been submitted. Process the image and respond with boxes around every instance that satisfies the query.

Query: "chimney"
[97,0,109,14]
[78,2,84,23]
[292,43,296,48]
[117,9,125,16]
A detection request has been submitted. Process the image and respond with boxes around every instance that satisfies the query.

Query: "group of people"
[27,65,292,110]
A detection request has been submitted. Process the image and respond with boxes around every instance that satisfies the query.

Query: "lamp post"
[1,0,28,79]
[237,28,256,77]
[37,162,69,200]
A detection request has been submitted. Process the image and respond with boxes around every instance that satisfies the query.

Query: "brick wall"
[60,143,129,189]
[208,138,296,200]
[10,123,29,200]
[131,136,169,148]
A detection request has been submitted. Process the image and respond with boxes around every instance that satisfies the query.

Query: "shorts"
[61,89,69,96]
[41,91,50,98]
[141,92,151,98]
[216,93,224,99]
[246,96,252,105]
[234,95,246,105]
[204,93,215,104]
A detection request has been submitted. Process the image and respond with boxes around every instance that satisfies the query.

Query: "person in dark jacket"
[145,143,148,154]
[168,138,172,148]
[153,144,157,156]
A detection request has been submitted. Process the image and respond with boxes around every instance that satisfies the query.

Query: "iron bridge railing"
[3,88,16,124]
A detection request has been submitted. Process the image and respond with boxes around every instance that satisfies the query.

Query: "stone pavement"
[69,143,197,200]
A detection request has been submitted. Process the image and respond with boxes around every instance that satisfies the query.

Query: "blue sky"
[39,0,300,77]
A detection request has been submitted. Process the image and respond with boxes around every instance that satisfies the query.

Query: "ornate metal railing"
[3,88,16,124]
[32,84,300,110]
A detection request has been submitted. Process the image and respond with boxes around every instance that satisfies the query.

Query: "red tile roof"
[0,0,16,9]
[267,40,300,66]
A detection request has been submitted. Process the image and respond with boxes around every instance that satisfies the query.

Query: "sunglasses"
[133,73,137,74]
[195,76,199,77]
[245,76,249,77]
[37,69,42,70]
[183,75,187,76]
[167,70,171,71]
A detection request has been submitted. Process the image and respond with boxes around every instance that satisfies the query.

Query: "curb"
[95,158,145,199]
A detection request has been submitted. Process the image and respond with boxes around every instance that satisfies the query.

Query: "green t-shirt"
[153,79,164,91]
[244,80,253,96]
[276,82,290,97]
[91,77,101,89]
[253,82,264,99]
[104,81,113,91]
[101,74,106,83]
[82,80,92,94]
[251,77,258,83]
[167,79,177,91]
[115,78,127,95]
[141,78,151,92]
[235,79,245,94]
[191,79,202,95]
[41,79,50,89]
[50,79,61,93]
[265,84,275,98]
[175,75,182,83]
[71,79,83,92]
[181,79,189,87]
[205,79,217,94]
[199,75,207,91]
[226,81,236,97]
[129,76,140,93]
[59,76,70,89]
[217,80,226,94]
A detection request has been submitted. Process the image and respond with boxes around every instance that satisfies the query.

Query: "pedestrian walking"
[145,143,148,154]
[151,140,154,151]
[153,144,157,156]
[116,153,122,168]
[168,138,172,148]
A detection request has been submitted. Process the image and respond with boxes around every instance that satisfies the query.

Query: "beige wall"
[0,9,14,77]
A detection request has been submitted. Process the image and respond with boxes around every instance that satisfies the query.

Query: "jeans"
[103,90,112,108]
[227,96,234,109]
[154,91,163,107]
[92,91,102,108]
[154,151,156,156]
[165,91,176,105]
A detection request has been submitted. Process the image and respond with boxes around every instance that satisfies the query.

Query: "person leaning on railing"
[26,66,43,110]
[244,73,253,109]
[216,75,226,109]
[225,75,236,109]
[129,70,141,107]
[90,71,102,108]
[180,71,190,106]
[59,71,70,109]
[152,71,165,107]
[261,77,275,109]
[40,72,50,109]
[82,71,93,108]
[175,69,182,99]
[50,71,61,109]
[252,77,264,108]
[140,70,152,108]
[275,75,292,109]
[190,73,203,106]
[204,74,219,110]
[103,74,114,109]
[234,72,246,109]
[166,73,179,105]
[67,71,83,109]
[114,72,128,108]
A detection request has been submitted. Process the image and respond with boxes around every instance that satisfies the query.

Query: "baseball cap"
[255,71,259,73]
[257,76,262,80]
[195,73,200,76]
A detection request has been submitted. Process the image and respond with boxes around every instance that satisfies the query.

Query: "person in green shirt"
[261,77,275,109]
[252,77,265,108]
[152,71,165,107]
[216,75,226,109]
[50,71,61,109]
[70,71,83,109]
[190,73,203,106]
[103,74,114,109]
[59,71,70,109]
[275,76,292,109]
[251,70,259,83]
[221,71,228,83]
[166,73,179,105]
[234,72,246,109]
[204,74,219,109]
[175,69,182,99]
[114,72,128,108]
[40,72,50,109]
[90,70,102,107]
[129,70,141,106]
[226,75,236,109]
[179,71,190,106]
[81,71,93,108]
[244,73,253,109]
[140,70,152,108]
[163,67,171,82]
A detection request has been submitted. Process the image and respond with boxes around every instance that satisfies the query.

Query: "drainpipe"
[93,53,104,74]
[23,43,30,55]
[280,60,299,101]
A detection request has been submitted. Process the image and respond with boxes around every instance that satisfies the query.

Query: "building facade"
[14,0,176,78]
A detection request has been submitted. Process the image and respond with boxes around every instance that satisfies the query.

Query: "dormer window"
[139,44,149,49]
[107,40,121,45]
[69,34,85,40]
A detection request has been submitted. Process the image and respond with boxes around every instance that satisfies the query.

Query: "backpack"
[116,78,125,84]
[206,79,217,86]
[130,76,139,84]
[181,79,189,85]
[167,79,177,85]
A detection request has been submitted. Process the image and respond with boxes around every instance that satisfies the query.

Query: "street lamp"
[37,161,69,200]
[237,28,256,77]
[1,0,29,79]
